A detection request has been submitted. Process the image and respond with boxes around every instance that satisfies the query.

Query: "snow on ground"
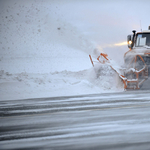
[0,64,123,100]
[1,0,140,100]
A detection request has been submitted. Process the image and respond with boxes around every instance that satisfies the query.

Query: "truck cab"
[123,26,150,92]
[125,26,150,73]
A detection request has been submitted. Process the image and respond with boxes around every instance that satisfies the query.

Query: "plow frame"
[125,55,148,89]
[89,53,148,90]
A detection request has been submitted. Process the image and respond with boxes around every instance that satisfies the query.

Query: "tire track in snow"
[1,91,150,150]
[1,91,150,116]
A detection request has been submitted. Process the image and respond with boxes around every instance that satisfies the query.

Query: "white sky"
[51,0,150,45]
[0,0,150,55]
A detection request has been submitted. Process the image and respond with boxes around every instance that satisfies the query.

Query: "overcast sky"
[0,0,150,53]
[52,0,150,45]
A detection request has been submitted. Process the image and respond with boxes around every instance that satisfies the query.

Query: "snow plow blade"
[89,53,149,90]
[124,55,149,89]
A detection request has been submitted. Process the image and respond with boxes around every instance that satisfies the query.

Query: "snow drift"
[0,0,125,100]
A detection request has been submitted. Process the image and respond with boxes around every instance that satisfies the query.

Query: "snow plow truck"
[89,25,150,90]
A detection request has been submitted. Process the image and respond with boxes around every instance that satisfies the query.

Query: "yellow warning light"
[128,41,132,45]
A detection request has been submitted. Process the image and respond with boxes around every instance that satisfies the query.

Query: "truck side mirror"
[127,35,132,48]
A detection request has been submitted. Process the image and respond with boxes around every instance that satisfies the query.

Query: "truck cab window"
[135,33,150,47]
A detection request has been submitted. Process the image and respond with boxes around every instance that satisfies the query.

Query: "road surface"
[0,90,150,150]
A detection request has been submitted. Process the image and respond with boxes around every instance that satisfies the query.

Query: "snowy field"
[0,0,149,100]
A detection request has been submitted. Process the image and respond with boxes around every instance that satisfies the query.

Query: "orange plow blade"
[124,55,148,89]
[89,53,148,90]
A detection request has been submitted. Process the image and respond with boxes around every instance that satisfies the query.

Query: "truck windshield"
[135,33,150,47]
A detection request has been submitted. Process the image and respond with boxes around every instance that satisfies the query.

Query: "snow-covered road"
[1,90,150,150]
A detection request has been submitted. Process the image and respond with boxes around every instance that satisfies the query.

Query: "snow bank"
[0,0,125,100]
[0,65,123,100]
